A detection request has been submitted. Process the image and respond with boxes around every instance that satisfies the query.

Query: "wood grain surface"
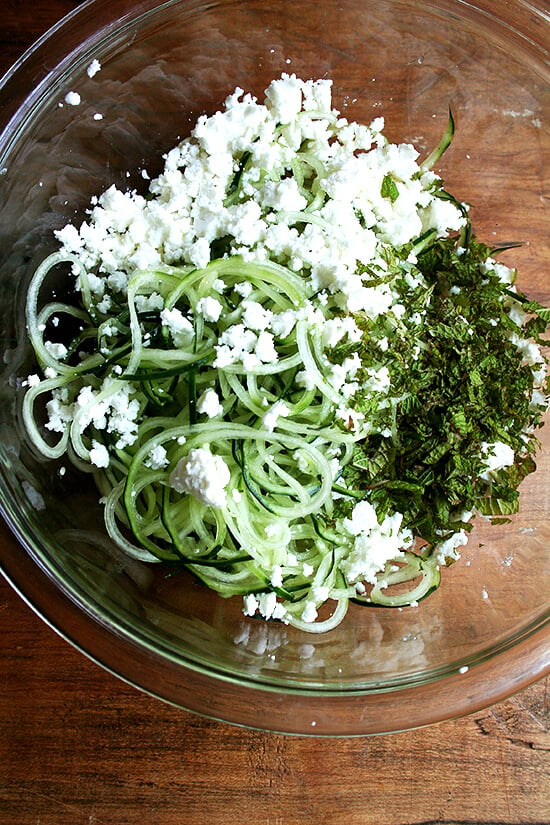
[1,2,549,824]
[1,565,550,825]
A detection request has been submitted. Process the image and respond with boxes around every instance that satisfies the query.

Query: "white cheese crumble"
[55,73,465,315]
[74,382,140,448]
[435,530,469,564]
[64,91,81,106]
[243,592,288,621]
[89,440,109,468]
[340,500,412,585]
[160,307,194,346]
[170,445,230,508]
[262,400,290,433]
[196,296,223,322]
[87,59,102,78]
[479,441,515,481]
[145,445,169,470]
[196,388,223,418]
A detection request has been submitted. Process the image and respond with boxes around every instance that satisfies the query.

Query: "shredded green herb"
[337,231,548,549]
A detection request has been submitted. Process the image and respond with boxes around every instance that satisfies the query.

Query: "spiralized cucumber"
[24,247,436,630]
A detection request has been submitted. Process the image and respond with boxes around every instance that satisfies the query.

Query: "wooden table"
[1,2,549,823]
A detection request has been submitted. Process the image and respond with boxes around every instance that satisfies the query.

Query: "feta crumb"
[170,445,230,508]
[89,441,109,468]
[241,300,273,331]
[242,591,287,621]
[479,441,515,481]
[435,530,469,564]
[64,91,81,106]
[45,391,74,433]
[243,593,259,616]
[341,501,410,584]
[265,73,303,123]
[301,601,318,623]
[160,307,194,347]
[196,388,223,418]
[255,330,278,363]
[270,565,283,587]
[87,59,102,78]
[234,281,253,297]
[145,445,169,470]
[196,296,223,322]
[262,400,290,432]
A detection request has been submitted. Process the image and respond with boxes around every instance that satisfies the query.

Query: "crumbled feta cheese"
[196,388,223,418]
[479,441,515,481]
[243,591,287,621]
[64,91,81,106]
[343,500,379,534]
[160,307,194,347]
[270,565,283,587]
[341,501,411,584]
[44,391,74,433]
[262,400,290,432]
[135,292,164,312]
[269,309,299,339]
[435,530,469,564]
[196,296,223,322]
[243,593,259,617]
[241,300,273,331]
[170,445,230,508]
[234,281,253,297]
[89,440,109,468]
[515,337,544,367]
[301,601,318,623]
[335,406,365,432]
[145,445,169,470]
[322,316,362,348]
[87,59,102,78]
[254,330,278,363]
[265,73,303,123]
[295,368,316,391]
[364,365,391,394]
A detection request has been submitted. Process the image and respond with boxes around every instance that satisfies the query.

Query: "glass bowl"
[0,0,549,736]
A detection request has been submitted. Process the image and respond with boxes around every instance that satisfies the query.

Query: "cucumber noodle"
[22,76,549,632]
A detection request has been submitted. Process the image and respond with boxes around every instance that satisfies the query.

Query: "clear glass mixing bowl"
[0,0,549,735]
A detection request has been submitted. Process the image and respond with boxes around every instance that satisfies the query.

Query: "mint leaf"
[381,174,399,202]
